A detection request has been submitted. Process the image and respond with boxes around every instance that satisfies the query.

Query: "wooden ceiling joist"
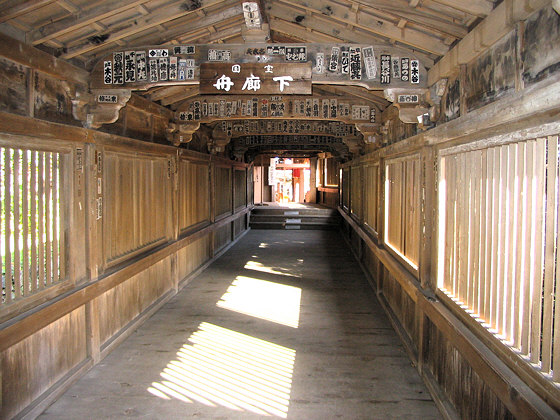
[430,0,494,17]
[0,0,58,24]
[270,0,450,56]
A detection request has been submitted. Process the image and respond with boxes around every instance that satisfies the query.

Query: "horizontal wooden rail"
[0,207,251,352]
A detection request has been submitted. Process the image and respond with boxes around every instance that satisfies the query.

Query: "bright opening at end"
[148,322,296,418]
[217,276,302,328]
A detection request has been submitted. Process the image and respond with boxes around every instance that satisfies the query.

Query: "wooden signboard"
[200,62,312,95]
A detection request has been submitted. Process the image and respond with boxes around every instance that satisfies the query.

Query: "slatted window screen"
[384,155,421,268]
[234,169,247,210]
[214,166,232,218]
[342,168,350,210]
[1,147,65,305]
[437,135,560,381]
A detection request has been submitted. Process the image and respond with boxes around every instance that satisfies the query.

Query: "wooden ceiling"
[0,0,497,110]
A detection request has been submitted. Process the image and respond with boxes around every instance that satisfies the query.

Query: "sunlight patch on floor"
[217,275,301,328]
[244,260,302,278]
[148,322,296,418]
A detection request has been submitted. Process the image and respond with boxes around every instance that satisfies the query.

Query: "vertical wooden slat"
[490,147,501,330]
[457,152,468,303]
[512,142,525,348]
[45,152,52,286]
[530,137,546,364]
[483,148,493,321]
[38,152,45,290]
[4,148,12,303]
[521,141,534,355]
[59,153,65,280]
[30,151,37,292]
[471,150,482,315]
[542,136,558,374]
[551,135,560,381]
[22,150,29,294]
[505,143,517,342]
[446,156,457,295]
[52,153,59,283]
[13,149,21,299]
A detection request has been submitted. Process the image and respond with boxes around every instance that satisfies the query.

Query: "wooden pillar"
[309,157,318,203]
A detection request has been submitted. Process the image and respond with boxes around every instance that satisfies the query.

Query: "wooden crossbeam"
[431,0,494,17]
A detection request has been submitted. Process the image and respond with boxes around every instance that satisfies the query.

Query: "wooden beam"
[28,0,152,45]
[314,85,391,108]
[269,18,342,42]
[60,0,241,59]
[272,0,449,56]
[0,0,58,24]
[0,31,88,85]
[428,0,549,85]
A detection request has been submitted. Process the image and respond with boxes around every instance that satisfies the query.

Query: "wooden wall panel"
[234,168,247,210]
[214,166,232,218]
[214,223,232,252]
[178,159,210,232]
[103,151,172,265]
[96,256,173,346]
[0,307,87,419]
[33,73,77,126]
[177,234,212,282]
[0,57,27,117]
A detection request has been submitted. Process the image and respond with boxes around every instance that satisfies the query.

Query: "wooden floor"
[39,230,441,419]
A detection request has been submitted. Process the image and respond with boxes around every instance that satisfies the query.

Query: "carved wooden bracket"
[208,124,232,154]
[355,123,380,146]
[166,122,200,146]
[383,88,429,124]
[551,0,559,15]
[72,89,132,129]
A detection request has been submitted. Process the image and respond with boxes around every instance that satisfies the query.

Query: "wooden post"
[309,157,317,203]
[420,146,436,290]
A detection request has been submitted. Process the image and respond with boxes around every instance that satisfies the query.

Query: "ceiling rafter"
[27,0,152,45]
[269,0,449,56]
[59,0,241,59]
[0,0,58,24]
[429,0,494,17]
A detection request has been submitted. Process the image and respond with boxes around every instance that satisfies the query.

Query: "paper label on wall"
[391,57,400,79]
[285,46,307,61]
[363,47,377,79]
[124,51,136,83]
[401,58,410,82]
[208,49,231,61]
[169,56,178,80]
[380,54,391,84]
[329,47,340,72]
[267,46,286,55]
[410,59,420,84]
[103,61,113,84]
[136,51,147,81]
[113,52,124,84]
[398,94,419,103]
[149,59,158,82]
[322,99,329,119]
[149,49,169,58]
[97,94,118,103]
[349,47,362,80]
[173,45,195,55]
[158,58,169,81]
[314,52,325,74]
[341,51,349,74]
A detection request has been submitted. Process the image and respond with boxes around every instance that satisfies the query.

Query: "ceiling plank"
[0,0,58,24]
[60,0,241,59]
[429,0,493,17]
[28,0,152,45]
[269,18,343,43]
[270,0,449,56]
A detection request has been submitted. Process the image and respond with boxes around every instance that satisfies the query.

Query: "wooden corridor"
[38,230,440,419]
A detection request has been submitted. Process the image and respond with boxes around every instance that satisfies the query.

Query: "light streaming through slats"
[1,147,64,305]
[148,322,296,418]
[437,135,560,381]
